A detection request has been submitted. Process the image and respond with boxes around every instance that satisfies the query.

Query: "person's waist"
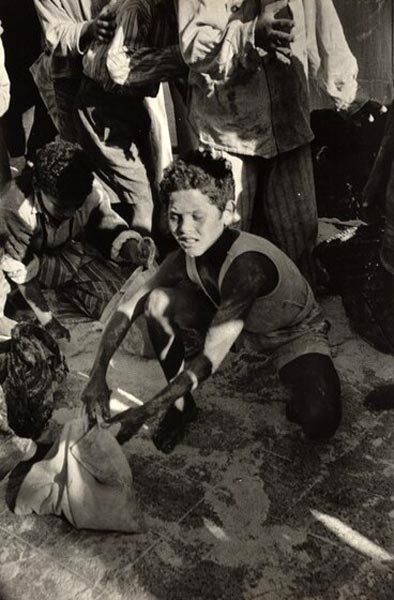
[80,74,152,101]
[50,54,83,80]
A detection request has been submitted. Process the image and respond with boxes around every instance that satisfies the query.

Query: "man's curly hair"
[33,140,94,206]
[160,150,235,212]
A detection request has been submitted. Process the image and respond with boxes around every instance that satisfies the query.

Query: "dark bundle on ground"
[315,223,394,354]
[3,322,68,439]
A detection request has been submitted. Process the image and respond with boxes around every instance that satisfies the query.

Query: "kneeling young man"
[82,152,341,452]
[0,140,154,340]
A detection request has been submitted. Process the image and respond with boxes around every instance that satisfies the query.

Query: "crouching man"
[0,140,154,340]
[81,151,341,453]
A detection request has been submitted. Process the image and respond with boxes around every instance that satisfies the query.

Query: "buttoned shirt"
[177,0,359,158]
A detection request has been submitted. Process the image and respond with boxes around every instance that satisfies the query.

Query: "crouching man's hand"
[120,236,157,269]
[45,317,71,342]
[81,374,111,428]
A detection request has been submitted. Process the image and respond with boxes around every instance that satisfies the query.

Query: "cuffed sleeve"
[110,230,142,262]
[306,0,359,111]
[34,0,89,58]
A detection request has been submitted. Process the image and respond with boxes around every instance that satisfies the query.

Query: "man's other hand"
[0,208,32,261]
[81,375,111,428]
[255,0,294,54]
[87,5,116,43]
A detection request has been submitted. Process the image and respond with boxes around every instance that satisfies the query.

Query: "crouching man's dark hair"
[160,150,235,212]
[34,140,94,206]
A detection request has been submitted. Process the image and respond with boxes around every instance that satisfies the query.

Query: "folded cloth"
[13,418,145,533]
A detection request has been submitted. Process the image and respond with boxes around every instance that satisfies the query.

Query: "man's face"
[168,189,226,257]
[41,192,86,222]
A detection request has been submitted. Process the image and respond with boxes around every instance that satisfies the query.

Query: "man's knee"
[144,288,172,323]
[280,353,342,440]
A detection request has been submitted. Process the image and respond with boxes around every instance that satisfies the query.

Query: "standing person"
[81,152,341,454]
[74,0,188,235]
[0,140,155,339]
[33,0,116,143]
[176,0,363,281]
[0,0,57,165]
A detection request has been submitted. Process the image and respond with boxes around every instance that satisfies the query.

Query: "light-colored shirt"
[177,0,359,158]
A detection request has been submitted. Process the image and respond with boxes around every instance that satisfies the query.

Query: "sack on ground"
[13,418,145,533]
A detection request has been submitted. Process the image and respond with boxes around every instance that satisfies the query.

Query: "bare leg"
[144,285,214,453]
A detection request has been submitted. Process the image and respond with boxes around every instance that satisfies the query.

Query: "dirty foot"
[364,385,394,411]
[152,395,198,454]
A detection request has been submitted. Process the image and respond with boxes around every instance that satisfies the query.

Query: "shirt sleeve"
[176,0,261,82]
[106,0,187,87]
[305,0,359,110]
[33,0,87,57]
[82,180,142,260]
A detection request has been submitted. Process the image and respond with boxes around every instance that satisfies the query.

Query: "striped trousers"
[38,243,124,320]
[222,144,318,284]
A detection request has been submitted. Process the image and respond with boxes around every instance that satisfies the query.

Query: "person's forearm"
[90,294,147,376]
[34,0,88,57]
[18,280,52,326]
[109,353,212,441]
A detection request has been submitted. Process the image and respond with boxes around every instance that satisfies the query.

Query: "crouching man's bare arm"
[81,251,185,425]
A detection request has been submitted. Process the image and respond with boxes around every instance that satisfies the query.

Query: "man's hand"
[81,375,111,428]
[86,5,116,44]
[120,237,157,268]
[255,0,294,55]
[45,317,71,342]
[0,208,32,261]
[0,254,39,285]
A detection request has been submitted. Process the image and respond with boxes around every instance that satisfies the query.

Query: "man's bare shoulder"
[221,250,278,300]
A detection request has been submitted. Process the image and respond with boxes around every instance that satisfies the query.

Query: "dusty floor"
[1,293,394,600]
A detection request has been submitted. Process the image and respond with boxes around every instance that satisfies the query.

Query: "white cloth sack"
[14,418,145,533]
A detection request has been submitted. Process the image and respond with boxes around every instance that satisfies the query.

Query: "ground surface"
[1,294,394,600]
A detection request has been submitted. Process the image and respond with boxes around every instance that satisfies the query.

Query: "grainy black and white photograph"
[0,1,394,598]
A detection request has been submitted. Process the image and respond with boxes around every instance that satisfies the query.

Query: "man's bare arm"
[81,250,185,424]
